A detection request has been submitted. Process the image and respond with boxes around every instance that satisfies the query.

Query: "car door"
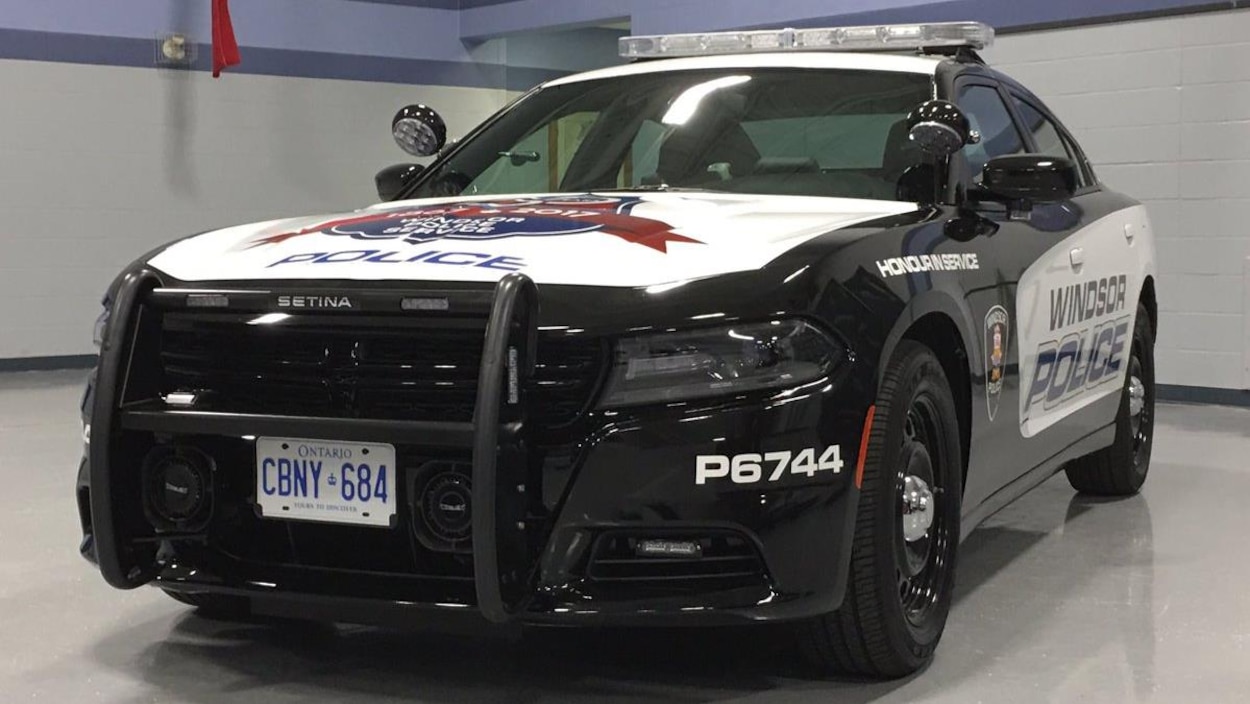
[1003,92,1140,448]
[953,78,1135,510]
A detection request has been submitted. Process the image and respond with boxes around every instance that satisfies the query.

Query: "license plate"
[255,438,397,528]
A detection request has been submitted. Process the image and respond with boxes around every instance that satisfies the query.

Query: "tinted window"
[1013,99,1069,158]
[958,85,1026,181]
[1064,132,1097,185]
[1012,97,1093,190]
[412,69,934,201]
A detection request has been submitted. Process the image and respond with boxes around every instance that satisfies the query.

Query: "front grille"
[158,312,605,427]
[584,531,769,597]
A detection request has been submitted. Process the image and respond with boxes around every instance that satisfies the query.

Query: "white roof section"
[544,52,944,88]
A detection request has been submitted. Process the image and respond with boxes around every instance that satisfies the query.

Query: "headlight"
[92,296,112,349]
[599,319,843,408]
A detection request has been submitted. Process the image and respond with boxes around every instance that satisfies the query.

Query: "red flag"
[212,0,241,77]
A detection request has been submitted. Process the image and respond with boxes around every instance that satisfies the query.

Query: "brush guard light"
[620,22,994,59]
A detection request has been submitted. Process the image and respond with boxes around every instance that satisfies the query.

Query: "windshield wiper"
[498,150,541,166]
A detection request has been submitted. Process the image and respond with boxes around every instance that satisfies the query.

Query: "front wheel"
[798,340,962,678]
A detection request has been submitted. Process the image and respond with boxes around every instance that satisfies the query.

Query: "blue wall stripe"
[460,0,1246,40]
[343,0,460,8]
[0,355,97,373]
[2,3,1244,92]
[755,0,1248,32]
[1158,385,1250,408]
[0,27,567,91]
[0,27,156,70]
[343,0,517,7]
[0,0,473,63]
[459,0,526,7]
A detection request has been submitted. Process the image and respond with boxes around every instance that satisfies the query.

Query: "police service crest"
[984,305,1009,421]
[247,196,700,253]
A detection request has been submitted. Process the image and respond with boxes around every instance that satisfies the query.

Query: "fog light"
[142,446,214,532]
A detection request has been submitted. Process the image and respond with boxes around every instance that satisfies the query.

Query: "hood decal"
[247,196,703,254]
[148,192,919,288]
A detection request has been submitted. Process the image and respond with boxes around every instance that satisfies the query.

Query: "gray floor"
[3,370,1248,703]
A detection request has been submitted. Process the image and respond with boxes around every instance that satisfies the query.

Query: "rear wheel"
[1064,302,1155,496]
[798,340,962,678]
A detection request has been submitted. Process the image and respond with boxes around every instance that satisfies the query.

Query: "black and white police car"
[78,22,1157,677]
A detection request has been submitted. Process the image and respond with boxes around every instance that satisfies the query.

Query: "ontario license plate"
[255,438,396,528]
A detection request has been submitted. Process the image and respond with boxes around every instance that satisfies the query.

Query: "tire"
[162,589,251,619]
[798,340,962,678]
[1064,302,1156,496]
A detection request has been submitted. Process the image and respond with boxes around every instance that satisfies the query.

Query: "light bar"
[620,22,994,59]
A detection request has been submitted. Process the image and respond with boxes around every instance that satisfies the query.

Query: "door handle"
[1069,247,1084,270]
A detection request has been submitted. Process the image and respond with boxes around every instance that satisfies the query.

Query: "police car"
[78,22,1157,677]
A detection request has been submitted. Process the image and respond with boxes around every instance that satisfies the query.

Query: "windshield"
[409,68,935,202]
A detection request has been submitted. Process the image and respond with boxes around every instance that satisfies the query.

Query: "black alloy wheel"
[896,398,955,630]
[1065,301,1156,496]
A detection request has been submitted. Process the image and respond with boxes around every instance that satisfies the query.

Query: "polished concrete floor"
[2,370,1248,703]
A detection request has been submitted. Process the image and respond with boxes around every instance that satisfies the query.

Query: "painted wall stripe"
[1157,385,1250,408]
[0,356,98,373]
[0,27,567,90]
[460,0,526,7]
[460,0,1248,39]
[0,0,471,63]
[756,0,1250,33]
[344,0,518,7]
[344,0,460,9]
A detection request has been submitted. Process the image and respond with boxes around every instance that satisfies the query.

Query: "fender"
[877,288,979,390]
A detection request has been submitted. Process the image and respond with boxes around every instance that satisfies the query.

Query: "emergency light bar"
[619,22,994,59]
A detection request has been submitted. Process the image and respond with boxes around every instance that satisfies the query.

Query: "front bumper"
[78,272,871,626]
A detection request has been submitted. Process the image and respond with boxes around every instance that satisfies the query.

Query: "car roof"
[543,52,945,88]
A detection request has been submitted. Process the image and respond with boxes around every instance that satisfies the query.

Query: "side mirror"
[392,104,447,157]
[980,155,1078,203]
[375,163,424,201]
[906,100,973,157]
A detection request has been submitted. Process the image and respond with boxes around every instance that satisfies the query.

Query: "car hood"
[148,192,917,288]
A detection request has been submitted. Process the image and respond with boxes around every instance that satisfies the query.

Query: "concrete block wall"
[0,58,511,359]
[0,2,619,363]
[985,9,1250,391]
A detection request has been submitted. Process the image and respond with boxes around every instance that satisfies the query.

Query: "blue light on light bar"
[620,22,994,59]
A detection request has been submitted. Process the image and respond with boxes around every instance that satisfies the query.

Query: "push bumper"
[79,271,871,625]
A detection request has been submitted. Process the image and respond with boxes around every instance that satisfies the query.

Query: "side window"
[957,85,1026,182]
[1011,97,1090,189]
[1064,132,1098,186]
